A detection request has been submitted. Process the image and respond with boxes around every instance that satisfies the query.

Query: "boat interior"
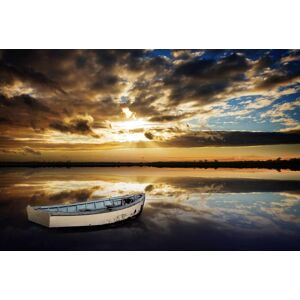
[37,194,143,214]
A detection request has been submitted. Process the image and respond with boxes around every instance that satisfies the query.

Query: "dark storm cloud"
[128,81,165,119]
[68,95,123,120]
[164,53,250,105]
[49,118,100,138]
[0,50,125,94]
[253,55,273,71]
[128,50,300,122]
[0,92,71,138]
[173,53,249,79]
[0,93,58,134]
[0,61,65,93]
[0,49,300,149]
[158,130,300,147]
[94,49,145,71]
[0,49,169,134]
[0,130,299,153]
[256,71,300,90]
[144,131,154,140]
[144,125,300,147]
[0,93,120,138]
[148,112,193,122]
[0,93,51,113]
[90,73,121,92]
[95,49,169,73]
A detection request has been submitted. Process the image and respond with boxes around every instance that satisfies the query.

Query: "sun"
[110,119,153,142]
[116,119,147,130]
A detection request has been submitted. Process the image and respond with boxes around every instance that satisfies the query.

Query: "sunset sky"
[0,49,299,161]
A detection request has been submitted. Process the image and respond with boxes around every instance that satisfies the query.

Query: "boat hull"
[27,195,145,228]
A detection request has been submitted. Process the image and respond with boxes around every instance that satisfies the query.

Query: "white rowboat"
[27,193,145,228]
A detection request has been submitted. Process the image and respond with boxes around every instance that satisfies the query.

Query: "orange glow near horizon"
[1,144,299,162]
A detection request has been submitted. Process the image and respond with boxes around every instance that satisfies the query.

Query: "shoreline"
[0,158,299,170]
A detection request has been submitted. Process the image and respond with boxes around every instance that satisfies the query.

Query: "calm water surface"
[0,167,300,250]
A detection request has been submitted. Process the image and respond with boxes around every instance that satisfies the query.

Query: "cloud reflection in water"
[0,167,299,250]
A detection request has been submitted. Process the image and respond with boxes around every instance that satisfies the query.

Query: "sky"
[0,49,299,162]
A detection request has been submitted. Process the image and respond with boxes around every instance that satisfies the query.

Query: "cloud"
[0,61,66,95]
[281,124,300,132]
[244,97,273,109]
[260,99,300,128]
[164,53,250,105]
[0,49,299,156]
[144,131,154,140]
[49,117,100,138]
[149,112,193,122]
[0,149,18,154]
[22,146,41,155]
[0,130,299,155]
[47,186,99,202]
[256,72,300,91]
[0,93,52,113]
[154,130,300,147]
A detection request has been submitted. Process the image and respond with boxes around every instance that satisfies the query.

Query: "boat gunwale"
[49,199,144,216]
[28,193,145,217]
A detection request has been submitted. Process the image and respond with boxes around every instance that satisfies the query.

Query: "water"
[0,167,300,250]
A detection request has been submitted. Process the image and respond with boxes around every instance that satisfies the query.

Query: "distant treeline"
[0,158,300,170]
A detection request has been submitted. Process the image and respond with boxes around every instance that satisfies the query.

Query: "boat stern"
[27,205,50,228]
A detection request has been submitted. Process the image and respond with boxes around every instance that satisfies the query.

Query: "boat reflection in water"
[0,167,300,250]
